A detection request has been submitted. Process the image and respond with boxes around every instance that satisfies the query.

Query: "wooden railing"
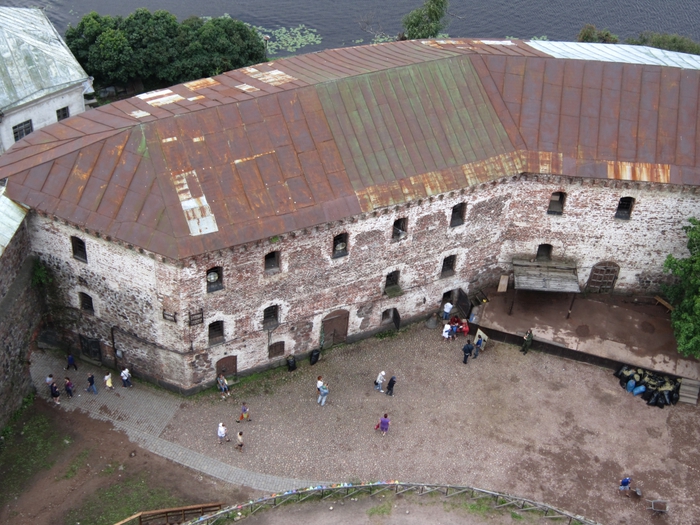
[179,483,602,525]
[113,502,224,525]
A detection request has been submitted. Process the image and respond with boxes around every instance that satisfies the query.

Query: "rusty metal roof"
[1,40,700,259]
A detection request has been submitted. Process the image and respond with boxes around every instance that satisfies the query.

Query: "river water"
[6,0,700,56]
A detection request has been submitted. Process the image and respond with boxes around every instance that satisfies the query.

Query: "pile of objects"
[614,365,682,408]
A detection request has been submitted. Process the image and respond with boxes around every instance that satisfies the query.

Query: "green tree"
[121,9,180,84]
[663,218,700,358]
[577,24,619,43]
[401,0,449,40]
[87,28,136,85]
[626,31,700,55]
[65,12,122,67]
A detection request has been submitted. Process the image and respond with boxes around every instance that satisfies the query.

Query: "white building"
[0,7,93,155]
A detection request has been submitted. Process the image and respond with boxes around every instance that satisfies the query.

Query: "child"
[236,431,244,452]
[50,382,61,405]
[217,422,230,444]
[238,402,251,422]
[64,377,74,398]
[104,372,114,390]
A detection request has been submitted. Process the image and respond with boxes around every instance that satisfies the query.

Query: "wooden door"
[322,310,349,349]
[586,262,619,293]
[216,356,237,377]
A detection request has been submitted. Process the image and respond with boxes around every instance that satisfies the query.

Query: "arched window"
[332,233,348,258]
[208,321,224,346]
[264,251,280,272]
[79,292,94,313]
[206,267,223,292]
[71,236,87,262]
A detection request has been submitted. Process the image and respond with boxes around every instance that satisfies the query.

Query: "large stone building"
[0,7,93,155]
[1,39,699,393]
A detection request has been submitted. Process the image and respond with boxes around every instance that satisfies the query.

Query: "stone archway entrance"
[216,355,237,377]
[321,310,349,349]
[586,262,620,293]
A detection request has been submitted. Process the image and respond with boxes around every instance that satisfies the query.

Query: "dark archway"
[322,310,349,349]
[586,262,620,293]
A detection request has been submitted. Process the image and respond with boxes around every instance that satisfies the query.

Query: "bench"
[654,296,674,312]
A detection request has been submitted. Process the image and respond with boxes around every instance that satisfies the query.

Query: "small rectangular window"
[71,236,87,262]
[268,341,285,358]
[536,244,553,261]
[162,310,177,323]
[263,305,279,329]
[392,218,407,241]
[206,267,223,293]
[79,292,94,313]
[56,107,70,121]
[441,255,456,278]
[208,321,225,346]
[332,233,348,258]
[450,203,465,227]
[12,120,33,142]
[547,192,565,215]
[615,197,635,220]
[384,270,402,297]
[264,251,280,272]
[189,310,204,326]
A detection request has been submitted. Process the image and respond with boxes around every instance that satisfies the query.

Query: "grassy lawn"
[64,472,185,525]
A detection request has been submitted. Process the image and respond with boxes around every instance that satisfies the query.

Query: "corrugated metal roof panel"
[0,188,27,256]
[0,8,90,110]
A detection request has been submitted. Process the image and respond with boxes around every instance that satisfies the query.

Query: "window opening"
[71,236,87,262]
[381,309,393,325]
[392,218,408,240]
[450,203,465,227]
[384,270,403,297]
[189,309,204,326]
[208,321,224,346]
[268,341,285,358]
[56,107,70,121]
[264,251,280,272]
[12,120,33,142]
[263,305,279,329]
[536,244,553,261]
[615,197,635,220]
[332,233,348,258]
[206,267,223,292]
[441,255,456,278]
[79,292,94,313]
[547,192,566,215]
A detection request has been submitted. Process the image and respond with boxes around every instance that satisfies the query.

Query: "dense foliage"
[664,218,700,359]
[577,24,619,44]
[626,31,700,55]
[401,0,449,40]
[65,9,267,88]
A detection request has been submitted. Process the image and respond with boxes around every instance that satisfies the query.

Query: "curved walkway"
[30,351,320,493]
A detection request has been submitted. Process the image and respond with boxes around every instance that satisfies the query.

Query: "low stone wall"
[0,255,44,428]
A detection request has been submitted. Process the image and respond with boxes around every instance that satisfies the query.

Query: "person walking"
[238,402,252,422]
[85,373,97,394]
[217,422,230,444]
[474,335,483,358]
[217,374,230,399]
[120,367,133,388]
[462,339,474,364]
[442,301,453,320]
[385,376,396,396]
[619,476,632,497]
[316,376,323,394]
[236,431,244,452]
[521,329,533,355]
[375,371,386,392]
[104,372,115,390]
[318,382,329,406]
[378,413,390,436]
[64,377,74,398]
[45,374,54,392]
[50,382,61,405]
[65,353,78,371]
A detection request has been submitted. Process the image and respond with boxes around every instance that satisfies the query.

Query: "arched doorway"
[586,262,620,293]
[381,308,401,330]
[216,355,237,377]
[321,310,349,349]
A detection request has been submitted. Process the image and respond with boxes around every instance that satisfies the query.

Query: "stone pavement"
[30,351,321,493]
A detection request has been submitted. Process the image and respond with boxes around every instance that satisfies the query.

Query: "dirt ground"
[0,402,257,525]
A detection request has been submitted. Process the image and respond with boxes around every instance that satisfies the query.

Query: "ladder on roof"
[678,378,700,405]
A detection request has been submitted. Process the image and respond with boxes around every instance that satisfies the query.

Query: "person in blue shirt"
[619,476,632,497]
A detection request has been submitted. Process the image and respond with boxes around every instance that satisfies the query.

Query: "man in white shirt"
[442,301,453,320]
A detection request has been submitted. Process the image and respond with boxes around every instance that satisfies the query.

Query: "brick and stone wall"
[0,218,42,427]
[25,176,700,392]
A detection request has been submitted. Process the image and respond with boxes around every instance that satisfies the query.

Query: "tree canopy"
[626,31,700,55]
[577,24,619,44]
[65,9,266,88]
[401,0,449,40]
[664,218,700,359]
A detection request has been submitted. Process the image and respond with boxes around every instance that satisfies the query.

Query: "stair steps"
[679,378,700,405]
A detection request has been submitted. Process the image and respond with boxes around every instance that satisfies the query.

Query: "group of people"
[461,335,484,364]
[215,402,252,450]
[45,354,135,404]
[374,371,397,396]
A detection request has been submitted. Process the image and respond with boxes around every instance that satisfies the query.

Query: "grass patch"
[0,404,65,505]
[511,510,523,520]
[374,330,398,339]
[64,448,91,479]
[367,501,392,516]
[64,472,186,525]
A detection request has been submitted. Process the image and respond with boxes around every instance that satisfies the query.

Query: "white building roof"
[0,186,27,257]
[527,41,700,70]
[0,7,91,112]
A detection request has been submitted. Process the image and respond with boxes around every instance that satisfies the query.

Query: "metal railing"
[181,483,603,525]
